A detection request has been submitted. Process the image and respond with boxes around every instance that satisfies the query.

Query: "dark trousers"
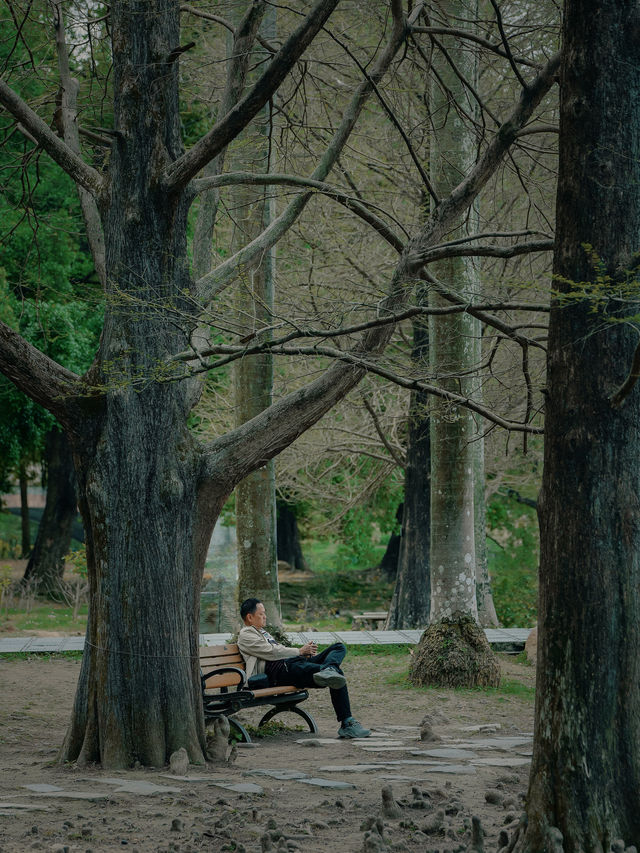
[266,642,352,723]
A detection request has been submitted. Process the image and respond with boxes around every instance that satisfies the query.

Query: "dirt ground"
[0,651,535,853]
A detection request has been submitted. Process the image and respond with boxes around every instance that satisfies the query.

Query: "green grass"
[385,669,535,699]
[487,497,539,627]
[0,510,39,557]
[0,509,83,558]
[339,643,413,658]
[0,651,84,660]
[0,601,87,633]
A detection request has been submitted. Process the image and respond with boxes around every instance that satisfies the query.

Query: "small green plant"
[64,545,88,622]
[245,720,305,739]
[0,564,12,619]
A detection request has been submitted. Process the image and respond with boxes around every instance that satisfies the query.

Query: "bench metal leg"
[228,716,252,743]
[258,704,319,734]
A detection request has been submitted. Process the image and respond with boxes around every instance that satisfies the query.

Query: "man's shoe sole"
[313,670,346,689]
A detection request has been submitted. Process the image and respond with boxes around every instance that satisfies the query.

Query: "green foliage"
[552,245,640,323]
[487,495,539,627]
[0,8,104,489]
[279,567,393,625]
[245,720,305,739]
[0,510,39,556]
[64,544,88,579]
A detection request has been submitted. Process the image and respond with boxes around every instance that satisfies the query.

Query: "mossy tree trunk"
[428,4,479,624]
[516,0,640,848]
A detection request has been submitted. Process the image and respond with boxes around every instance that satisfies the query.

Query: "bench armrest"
[200,666,248,690]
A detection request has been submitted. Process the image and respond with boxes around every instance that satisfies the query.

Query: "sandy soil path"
[0,652,535,852]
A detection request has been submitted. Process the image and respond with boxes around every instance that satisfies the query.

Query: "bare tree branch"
[0,320,84,429]
[166,0,341,191]
[180,3,276,53]
[173,298,548,365]
[487,0,530,90]
[193,1,417,304]
[198,44,557,487]
[515,123,559,137]
[50,0,106,287]
[421,238,554,263]
[191,1,267,278]
[191,171,405,252]
[360,392,407,467]
[0,79,104,195]
[404,51,561,265]
[410,25,541,68]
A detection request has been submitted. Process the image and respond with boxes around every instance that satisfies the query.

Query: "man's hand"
[299,641,318,656]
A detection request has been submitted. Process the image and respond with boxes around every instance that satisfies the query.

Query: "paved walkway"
[0,627,531,655]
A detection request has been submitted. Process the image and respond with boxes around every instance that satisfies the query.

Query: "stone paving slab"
[0,801,52,811]
[1,627,533,654]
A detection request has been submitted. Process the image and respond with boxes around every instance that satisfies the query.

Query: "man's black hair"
[240,598,262,621]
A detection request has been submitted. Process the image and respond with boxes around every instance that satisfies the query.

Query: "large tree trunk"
[59,0,208,768]
[517,0,640,848]
[386,311,431,629]
[23,428,77,597]
[428,8,479,623]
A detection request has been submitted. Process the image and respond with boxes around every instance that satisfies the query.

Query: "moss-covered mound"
[409,611,500,688]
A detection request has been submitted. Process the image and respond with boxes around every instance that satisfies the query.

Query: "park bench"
[199,643,318,743]
[351,610,388,630]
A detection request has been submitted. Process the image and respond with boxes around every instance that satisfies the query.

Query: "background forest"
[0,0,550,634]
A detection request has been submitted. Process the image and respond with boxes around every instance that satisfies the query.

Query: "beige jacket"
[237,625,300,679]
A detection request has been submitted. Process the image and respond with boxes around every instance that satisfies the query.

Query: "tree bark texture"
[472,319,498,627]
[519,0,640,848]
[386,313,431,629]
[23,429,77,597]
[428,10,479,623]
[59,0,209,768]
[232,6,281,626]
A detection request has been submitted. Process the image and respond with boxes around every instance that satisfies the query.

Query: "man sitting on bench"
[238,598,370,739]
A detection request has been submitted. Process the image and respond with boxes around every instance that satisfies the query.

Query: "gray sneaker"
[338,717,371,739]
[313,667,347,689]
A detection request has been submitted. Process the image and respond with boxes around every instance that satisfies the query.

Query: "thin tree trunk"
[276,501,308,571]
[18,461,31,558]
[378,503,403,581]
[517,0,640,848]
[233,6,281,626]
[23,428,77,597]
[472,320,498,627]
[386,310,431,629]
[473,429,498,626]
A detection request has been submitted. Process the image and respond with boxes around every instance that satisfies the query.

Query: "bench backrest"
[200,643,245,689]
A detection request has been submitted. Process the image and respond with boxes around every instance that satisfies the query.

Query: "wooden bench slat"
[250,685,299,698]
[202,672,244,689]
[200,655,245,667]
